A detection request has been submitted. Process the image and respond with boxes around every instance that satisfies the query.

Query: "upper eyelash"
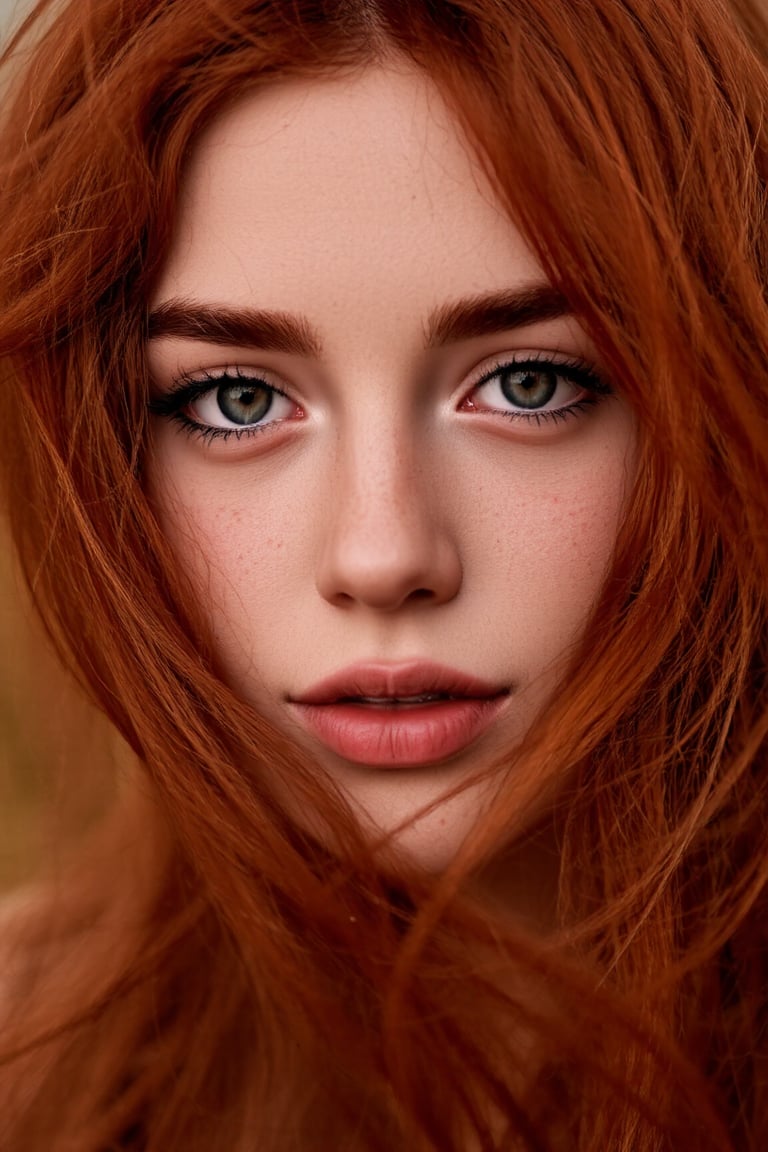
[148,367,286,415]
[466,353,611,423]
[147,354,612,440]
[470,353,610,396]
[148,368,291,442]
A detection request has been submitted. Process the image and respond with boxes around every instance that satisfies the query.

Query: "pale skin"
[146,62,636,882]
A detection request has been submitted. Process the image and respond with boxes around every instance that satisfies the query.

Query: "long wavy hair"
[1,0,768,1148]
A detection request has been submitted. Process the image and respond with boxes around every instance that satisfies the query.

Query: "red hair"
[1,0,768,1148]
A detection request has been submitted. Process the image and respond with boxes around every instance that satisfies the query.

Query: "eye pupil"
[500,369,558,410]
[217,382,271,425]
[499,368,559,410]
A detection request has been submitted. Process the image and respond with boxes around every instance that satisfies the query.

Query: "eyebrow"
[147,300,321,357]
[146,283,571,355]
[424,284,570,347]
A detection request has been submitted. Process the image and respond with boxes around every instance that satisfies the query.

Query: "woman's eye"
[150,370,300,440]
[190,378,294,429]
[465,359,610,422]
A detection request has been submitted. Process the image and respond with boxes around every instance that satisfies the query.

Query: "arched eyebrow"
[425,284,570,347]
[146,300,321,356]
[146,283,571,354]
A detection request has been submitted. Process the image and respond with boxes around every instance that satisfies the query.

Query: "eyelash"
[148,355,612,444]
[148,368,297,445]
[468,354,611,424]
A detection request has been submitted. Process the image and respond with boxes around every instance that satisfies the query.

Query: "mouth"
[289,661,509,767]
[338,693,460,707]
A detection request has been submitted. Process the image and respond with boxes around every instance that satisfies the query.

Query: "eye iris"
[216,382,271,425]
[500,369,557,409]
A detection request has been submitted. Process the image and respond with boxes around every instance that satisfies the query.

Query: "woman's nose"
[314,429,462,613]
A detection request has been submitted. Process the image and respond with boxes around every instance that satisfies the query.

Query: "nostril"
[315,516,463,611]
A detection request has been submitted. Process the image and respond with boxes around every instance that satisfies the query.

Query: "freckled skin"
[146,63,636,874]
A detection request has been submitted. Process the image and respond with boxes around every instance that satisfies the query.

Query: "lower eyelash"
[149,372,289,442]
[169,412,275,444]
[468,354,612,423]
[496,396,602,426]
[150,359,610,440]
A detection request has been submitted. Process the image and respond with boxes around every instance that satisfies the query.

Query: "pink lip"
[289,661,509,768]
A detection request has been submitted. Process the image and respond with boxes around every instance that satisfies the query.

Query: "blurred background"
[1,0,118,893]
[0,547,117,893]
[0,0,24,35]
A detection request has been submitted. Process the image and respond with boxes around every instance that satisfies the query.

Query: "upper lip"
[291,661,509,705]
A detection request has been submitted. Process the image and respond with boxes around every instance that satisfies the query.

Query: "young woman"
[1,0,767,1148]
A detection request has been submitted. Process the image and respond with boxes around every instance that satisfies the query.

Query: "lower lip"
[291,697,506,767]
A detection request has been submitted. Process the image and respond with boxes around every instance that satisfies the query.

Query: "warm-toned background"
[1,0,118,892]
[1,0,25,39]
[1,1,26,32]
[1,0,48,891]
[0,545,115,891]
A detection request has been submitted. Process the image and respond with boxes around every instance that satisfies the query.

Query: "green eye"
[467,355,611,424]
[499,369,558,410]
[216,382,273,425]
[149,368,299,442]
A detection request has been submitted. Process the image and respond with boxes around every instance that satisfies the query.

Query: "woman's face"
[147,64,635,870]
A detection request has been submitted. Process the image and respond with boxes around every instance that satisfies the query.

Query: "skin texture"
[146,62,636,875]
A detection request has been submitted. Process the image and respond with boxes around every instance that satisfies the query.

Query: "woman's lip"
[291,660,507,706]
[289,661,509,767]
[290,697,507,767]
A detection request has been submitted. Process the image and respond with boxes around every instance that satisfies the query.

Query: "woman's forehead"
[152,63,548,340]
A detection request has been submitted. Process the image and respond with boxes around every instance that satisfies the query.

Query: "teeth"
[353,694,447,705]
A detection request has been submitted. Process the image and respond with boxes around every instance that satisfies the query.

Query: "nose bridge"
[348,416,416,532]
[315,406,462,611]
